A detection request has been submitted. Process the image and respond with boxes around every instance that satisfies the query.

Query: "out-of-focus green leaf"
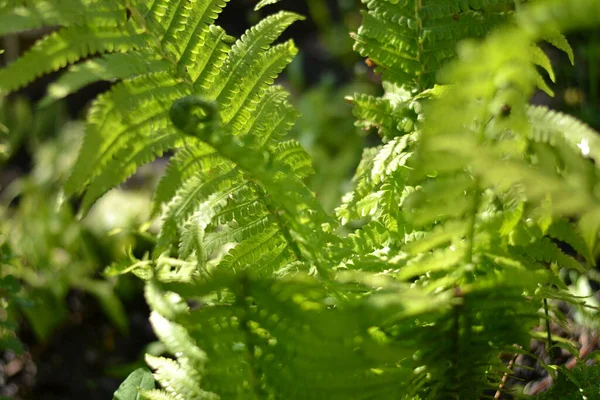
[112,367,155,400]
[79,279,128,334]
[21,289,68,341]
[255,0,281,11]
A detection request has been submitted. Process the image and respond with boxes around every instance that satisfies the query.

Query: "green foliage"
[536,362,600,399]
[113,367,155,400]
[2,0,600,398]
[0,274,25,353]
[352,0,513,90]
[0,99,152,342]
[290,80,372,211]
[254,0,281,11]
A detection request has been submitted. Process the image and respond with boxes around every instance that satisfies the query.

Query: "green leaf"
[255,0,282,11]
[79,279,129,334]
[113,368,155,400]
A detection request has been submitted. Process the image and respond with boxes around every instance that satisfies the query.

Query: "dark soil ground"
[0,289,155,399]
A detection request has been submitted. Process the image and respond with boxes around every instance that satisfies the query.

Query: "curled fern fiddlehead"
[170,95,220,138]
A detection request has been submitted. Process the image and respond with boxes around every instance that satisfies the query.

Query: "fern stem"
[464,181,481,266]
[514,0,522,12]
[237,273,266,399]
[414,0,424,91]
[543,298,557,363]
[494,349,519,399]
[450,290,463,398]
[254,183,304,262]
[256,184,332,279]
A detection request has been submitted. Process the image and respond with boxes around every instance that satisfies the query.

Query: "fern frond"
[218,227,292,275]
[150,311,207,369]
[404,173,475,227]
[255,0,281,11]
[41,50,170,106]
[204,214,272,255]
[0,25,146,94]
[144,356,200,400]
[346,220,390,254]
[168,95,340,271]
[210,186,263,226]
[1,0,305,226]
[145,307,218,400]
[349,93,404,140]
[338,135,413,227]
[157,168,243,254]
[139,389,178,400]
[64,73,186,198]
[543,31,575,64]
[528,105,600,164]
[73,36,298,213]
[353,0,513,90]
[213,11,304,106]
[0,0,125,35]
[152,143,228,215]
[145,275,409,399]
[157,0,227,61]
[178,193,228,261]
[403,220,467,255]
[220,40,299,125]
[235,85,297,141]
[547,219,594,265]
[9,0,600,398]
[270,140,315,179]
[513,237,586,274]
[142,267,549,399]
[81,131,181,213]
[394,245,465,282]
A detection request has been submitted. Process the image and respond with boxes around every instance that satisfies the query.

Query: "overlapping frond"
[165,94,340,278]
[140,266,548,399]
[0,0,307,226]
[144,274,413,399]
[40,50,170,105]
[0,0,126,35]
[414,3,600,220]
[0,1,322,280]
[0,24,146,93]
[329,0,600,397]
[353,0,514,90]
[142,282,218,400]
[336,129,415,230]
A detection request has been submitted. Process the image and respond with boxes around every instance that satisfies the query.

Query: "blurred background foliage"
[0,98,156,399]
[0,1,598,399]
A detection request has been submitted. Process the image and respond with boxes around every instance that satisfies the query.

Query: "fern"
[4,0,600,399]
[95,0,600,397]
[0,1,320,275]
[536,362,600,399]
[352,0,514,89]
